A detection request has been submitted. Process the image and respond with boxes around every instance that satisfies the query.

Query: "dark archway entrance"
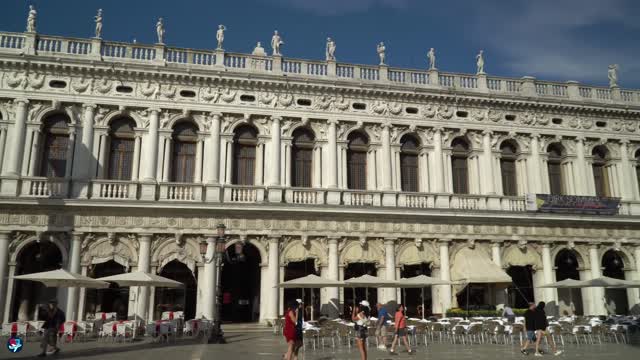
[602,250,628,314]
[344,262,377,318]
[12,241,62,321]
[506,265,534,308]
[86,260,128,320]
[220,242,261,323]
[400,263,432,318]
[156,260,198,320]
[555,249,583,315]
[284,259,319,321]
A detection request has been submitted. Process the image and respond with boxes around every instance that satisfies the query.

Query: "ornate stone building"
[0,13,639,324]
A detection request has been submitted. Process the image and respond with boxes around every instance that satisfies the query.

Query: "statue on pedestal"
[156,18,165,44]
[377,42,386,65]
[26,5,37,33]
[326,37,336,61]
[608,64,619,88]
[94,9,103,38]
[427,48,436,70]
[476,50,485,74]
[216,25,226,49]
[271,30,283,56]
[252,42,266,56]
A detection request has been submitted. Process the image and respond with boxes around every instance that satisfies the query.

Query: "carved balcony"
[20,177,69,198]
[90,180,138,200]
[159,182,203,201]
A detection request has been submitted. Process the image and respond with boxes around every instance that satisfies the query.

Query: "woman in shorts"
[283,300,301,360]
[352,300,370,360]
[390,304,413,355]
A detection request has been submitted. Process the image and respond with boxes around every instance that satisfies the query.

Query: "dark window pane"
[292,147,312,188]
[233,144,256,185]
[592,164,608,197]
[547,161,563,195]
[452,156,468,194]
[171,140,196,183]
[108,138,134,180]
[501,159,517,196]
[400,153,419,192]
[347,150,367,190]
[40,133,68,177]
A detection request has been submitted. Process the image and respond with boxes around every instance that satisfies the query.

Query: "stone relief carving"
[334,95,350,111]
[437,104,453,120]
[258,92,276,107]
[423,104,436,118]
[160,84,177,99]
[95,78,112,94]
[140,80,159,98]
[487,109,502,122]
[314,95,334,110]
[278,93,294,108]
[7,71,27,89]
[28,73,45,89]
[201,86,221,103]
[220,88,237,103]
[72,76,91,93]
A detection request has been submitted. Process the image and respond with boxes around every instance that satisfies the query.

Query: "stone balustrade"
[1,31,637,106]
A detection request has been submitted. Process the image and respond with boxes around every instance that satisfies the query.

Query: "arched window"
[547,143,565,195]
[232,125,258,185]
[500,140,519,196]
[39,114,70,177]
[347,131,369,190]
[451,137,469,194]
[291,128,315,188]
[171,122,198,183]
[592,146,610,197]
[107,117,136,180]
[400,134,420,192]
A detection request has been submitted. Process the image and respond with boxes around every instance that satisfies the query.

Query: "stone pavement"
[3,331,639,360]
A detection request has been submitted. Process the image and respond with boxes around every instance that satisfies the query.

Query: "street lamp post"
[199,223,227,344]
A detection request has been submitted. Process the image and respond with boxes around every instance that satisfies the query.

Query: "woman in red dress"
[283,300,300,360]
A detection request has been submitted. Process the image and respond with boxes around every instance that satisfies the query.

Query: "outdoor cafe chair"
[115,322,133,343]
[466,323,485,344]
[413,323,428,347]
[317,326,336,349]
[272,318,284,335]
[572,325,591,345]
[509,323,525,345]
[608,325,627,344]
[158,322,176,343]
[450,325,467,345]
[336,324,353,348]
[302,328,318,351]
[547,324,565,347]
[428,322,445,343]
[589,323,605,344]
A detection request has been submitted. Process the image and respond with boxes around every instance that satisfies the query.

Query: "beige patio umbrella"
[537,278,587,289]
[12,268,110,288]
[582,276,640,288]
[344,274,400,311]
[397,275,453,319]
[277,274,345,320]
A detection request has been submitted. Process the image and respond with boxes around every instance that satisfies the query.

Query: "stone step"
[222,322,273,333]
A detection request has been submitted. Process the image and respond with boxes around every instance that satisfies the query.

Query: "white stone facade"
[0,23,639,324]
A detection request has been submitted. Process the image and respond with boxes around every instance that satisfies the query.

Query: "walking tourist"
[294,299,304,356]
[283,300,303,360]
[503,305,516,323]
[38,299,65,357]
[389,304,413,355]
[375,303,391,349]
[520,302,537,355]
[534,302,563,356]
[353,300,370,360]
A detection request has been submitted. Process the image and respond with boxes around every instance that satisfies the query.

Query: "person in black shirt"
[520,302,537,355]
[38,299,65,357]
[533,302,562,357]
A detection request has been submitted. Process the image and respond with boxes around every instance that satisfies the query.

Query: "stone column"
[131,135,142,181]
[589,245,606,315]
[194,137,204,182]
[266,236,280,321]
[482,130,496,194]
[0,231,10,319]
[381,124,392,190]
[1,99,28,196]
[64,129,77,178]
[433,128,445,193]
[284,142,292,187]
[66,232,83,320]
[95,132,108,179]
[619,140,633,200]
[541,244,557,308]
[141,109,159,199]
[438,240,452,314]
[268,117,283,202]
[326,237,340,318]
[528,134,542,193]
[205,114,221,184]
[255,142,264,186]
[202,236,217,320]
[326,120,341,204]
[77,266,88,320]
[136,234,152,321]
[27,129,41,176]
[3,264,16,323]
[313,146,322,188]
[491,241,507,308]
[575,137,588,195]
[259,265,268,323]
[630,246,640,313]
[0,127,7,173]
[384,239,397,303]
[72,104,96,197]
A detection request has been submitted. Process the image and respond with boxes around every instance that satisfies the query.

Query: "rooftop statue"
[216,25,226,50]
[156,18,165,44]
[271,30,283,56]
[427,48,436,70]
[94,9,103,39]
[26,5,37,33]
[326,37,336,61]
[252,42,266,56]
[608,64,619,88]
[377,42,386,65]
[476,50,485,74]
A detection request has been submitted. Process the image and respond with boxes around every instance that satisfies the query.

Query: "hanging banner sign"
[525,194,620,215]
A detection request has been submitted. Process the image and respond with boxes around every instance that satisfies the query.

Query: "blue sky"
[2,0,639,88]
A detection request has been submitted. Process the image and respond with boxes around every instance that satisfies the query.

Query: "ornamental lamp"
[199,239,208,258]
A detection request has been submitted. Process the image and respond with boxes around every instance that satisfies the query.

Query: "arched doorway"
[86,260,128,320]
[400,263,432,318]
[555,249,583,315]
[284,259,318,321]
[156,260,197,320]
[602,250,628,314]
[220,242,261,322]
[344,263,377,318]
[506,265,534,308]
[12,241,63,321]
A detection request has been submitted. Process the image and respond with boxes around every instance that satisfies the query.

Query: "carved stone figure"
[388,102,402,115]
[427,48,436,70]
[28,73,45,89]
[476,50,485,74]
[252,42,266,56]
[26,5,37,33]
[277,93,293,107]
[140,80,158,98]
[156,18,165,44]
[220,88,237,103]
[335,95,349,111]
[326,37,336,61]
[201,87,221,103]
[160,84,176,99]
[271,30,283,56]
[314,94,333,110]
[72,77,91,93]
[94,9,103,38]
[7,71,26,89]
[377,42,386,65]
[95,78,112,94]
[259,92,276,107]
[608,64,619,87]
[372,101,387,115]
[216,24,226,49]
[423,104,436,118]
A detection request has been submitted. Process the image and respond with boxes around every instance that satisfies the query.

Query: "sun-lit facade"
[0,16,640,325]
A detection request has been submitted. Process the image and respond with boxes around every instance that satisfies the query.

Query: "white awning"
[96,271,183,288]
[12,269,110,289]
[277,274,345,288]
[451,247,512,284]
